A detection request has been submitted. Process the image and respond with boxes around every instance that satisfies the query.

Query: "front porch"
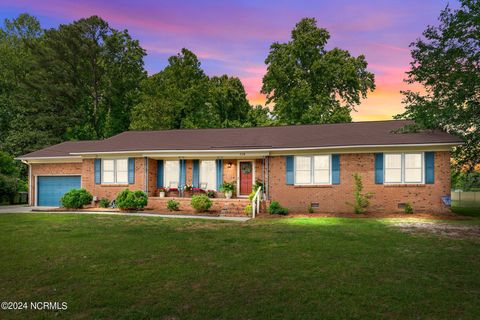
[146,156,269,199]
[143,155,269,216]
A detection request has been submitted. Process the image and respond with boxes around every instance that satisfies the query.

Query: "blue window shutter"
[128,158,135,184]
[332,154,340,184]
[425,152,435,184]
[192,160,200,188]
[94,159,101,184]
[216,159,223,191]
[179,160,186,188]
[285,156,294,185]
[157,160,164,188]
[375,153,384,184]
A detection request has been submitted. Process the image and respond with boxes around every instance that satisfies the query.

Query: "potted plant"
[206,190,216,198]
[158,187,166,198]
[220,182,235,199]
[184,184,193,197]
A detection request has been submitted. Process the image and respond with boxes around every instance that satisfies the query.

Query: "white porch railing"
[251,187,262,218]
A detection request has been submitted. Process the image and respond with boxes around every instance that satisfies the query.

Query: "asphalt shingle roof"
[18,120,463,158]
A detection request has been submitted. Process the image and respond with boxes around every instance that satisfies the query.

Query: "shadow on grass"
[452,206,480,217]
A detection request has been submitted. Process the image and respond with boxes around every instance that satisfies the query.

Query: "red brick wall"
[30,162,83,206]
[30,153,451,213]
[267,152,451,214]
[82,158,146,201]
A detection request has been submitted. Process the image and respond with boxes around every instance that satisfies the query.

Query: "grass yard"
[451,206,480,217]
[1,213,480,319]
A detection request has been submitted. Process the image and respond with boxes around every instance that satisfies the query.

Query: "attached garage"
[37,176,81,206]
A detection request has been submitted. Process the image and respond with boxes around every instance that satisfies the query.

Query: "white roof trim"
[15,155,82,160]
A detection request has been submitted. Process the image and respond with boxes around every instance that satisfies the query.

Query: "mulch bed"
[259,212,472,220]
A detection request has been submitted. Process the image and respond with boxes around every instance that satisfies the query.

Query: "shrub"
[268,201,288,215]
[244,204,252,215]
[115,189,148,210]
[190,194,212,212]
[404,202,414,214]
[253,180,264,192]
[167,199,180,211]
[60,188,93,209]
[307,205,314,213]
[249,182,264,201]
[98,198,110,208]
[206,190,216,198]
[346,173,373,214]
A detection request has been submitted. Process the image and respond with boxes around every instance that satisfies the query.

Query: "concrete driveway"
[0,205,33,213]
[0,205,57,214]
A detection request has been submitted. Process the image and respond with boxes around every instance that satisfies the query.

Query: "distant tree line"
[0,14,375,160]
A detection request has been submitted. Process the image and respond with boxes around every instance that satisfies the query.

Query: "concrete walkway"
[49,211,251,221]
[0,206,250,221]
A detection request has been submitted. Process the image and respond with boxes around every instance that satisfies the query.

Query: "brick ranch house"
[17,120,463,214]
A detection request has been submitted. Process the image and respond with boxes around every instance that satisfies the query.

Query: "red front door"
[239,161,253,196]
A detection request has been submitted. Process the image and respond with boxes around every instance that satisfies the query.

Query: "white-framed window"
[102,159,128,184]
[294,155,331,185]
[200,160,217,190]
[164,160,180,188]
[384,153,423,184]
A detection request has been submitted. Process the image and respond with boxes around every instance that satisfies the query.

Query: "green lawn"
[451,206,480,217]
[1,213,480,319]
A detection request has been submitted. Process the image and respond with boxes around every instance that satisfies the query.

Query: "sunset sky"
[0,0,458,121]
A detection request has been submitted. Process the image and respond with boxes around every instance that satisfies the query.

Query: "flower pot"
[225,191,233,199]
[159,192,165,198]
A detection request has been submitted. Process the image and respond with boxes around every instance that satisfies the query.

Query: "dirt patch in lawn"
[390,221,480,240]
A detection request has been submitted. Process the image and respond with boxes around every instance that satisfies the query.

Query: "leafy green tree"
[0,151,22,203]
[131,48,211,130]
[261,18,375,125]
[130,49,253,130]
[209,75,251,125]
[4,15,146,157]
[224,105,275,128]
[0,14,42,150]
[396,1,479,170]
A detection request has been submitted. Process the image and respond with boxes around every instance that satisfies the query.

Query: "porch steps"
[219,202,247,217]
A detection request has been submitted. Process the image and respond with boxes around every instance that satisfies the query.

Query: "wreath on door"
[241,163,252,174]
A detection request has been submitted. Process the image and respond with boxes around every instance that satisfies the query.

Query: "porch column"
[266,156,270,200]
[144,157,148,194]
